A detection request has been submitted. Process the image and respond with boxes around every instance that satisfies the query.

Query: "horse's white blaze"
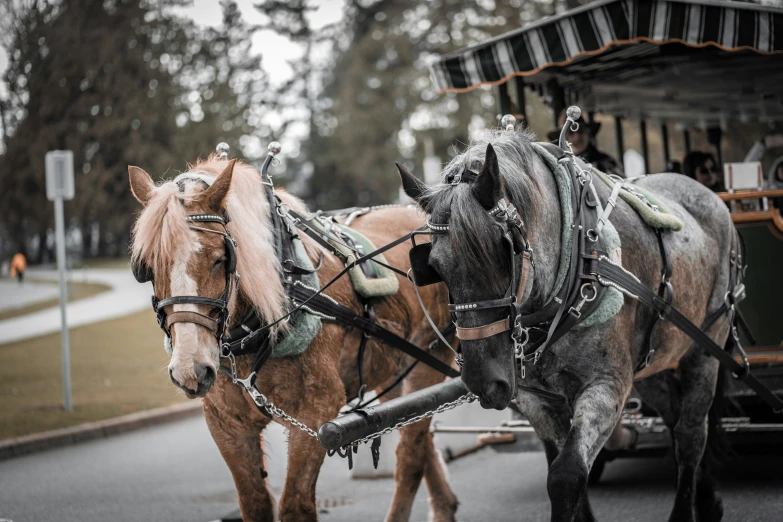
[167,235,215,389]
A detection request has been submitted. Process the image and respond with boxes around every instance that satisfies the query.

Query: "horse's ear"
[203,159,236,211]
[396,162,427,204]
[128,166,156,206]
[472,143,504,210]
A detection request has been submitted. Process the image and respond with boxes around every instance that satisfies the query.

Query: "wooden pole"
[661,122,670,164]
[615,116,624,162]
[640,119,650,174]
[497,83,511,122]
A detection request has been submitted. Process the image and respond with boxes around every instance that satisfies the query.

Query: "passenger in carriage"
[683,151,725,192]
[548,110,624,177]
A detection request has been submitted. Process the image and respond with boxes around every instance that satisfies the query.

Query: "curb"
[0,401,203,461]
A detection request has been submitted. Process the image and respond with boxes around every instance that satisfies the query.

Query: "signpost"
[45,150,75,411]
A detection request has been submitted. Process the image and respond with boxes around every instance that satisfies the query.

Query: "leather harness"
[133,151,462,418]
[409,136,783,412]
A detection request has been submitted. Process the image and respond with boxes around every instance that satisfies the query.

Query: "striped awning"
[429,0,783,94]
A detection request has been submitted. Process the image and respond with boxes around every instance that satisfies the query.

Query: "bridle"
[132,212,238,346]
[408,166,535,362]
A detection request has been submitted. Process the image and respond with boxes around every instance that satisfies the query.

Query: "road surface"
[1,413,781,521]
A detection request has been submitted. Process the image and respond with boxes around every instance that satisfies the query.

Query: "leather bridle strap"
[456,317,510,341]
[166,311,219,333]
[157,296,227,309]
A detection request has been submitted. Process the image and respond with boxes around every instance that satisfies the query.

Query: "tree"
[259,0,558,209]
[0,0,274,258]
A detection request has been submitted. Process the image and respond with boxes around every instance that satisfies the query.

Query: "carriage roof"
[429,0,783,126]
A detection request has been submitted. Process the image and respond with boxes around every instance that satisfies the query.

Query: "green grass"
[0,280,112,321]
[0,310,189,440]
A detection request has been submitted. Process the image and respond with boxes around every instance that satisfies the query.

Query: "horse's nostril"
[493,379,511,401]
[196,363,216,388]
[481,379,512,410]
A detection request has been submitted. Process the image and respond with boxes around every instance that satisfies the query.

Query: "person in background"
[10,252,27,285]
[682,151,724,192]
[549,111,624,176]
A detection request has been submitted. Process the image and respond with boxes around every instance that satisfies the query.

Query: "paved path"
[0,280,60,311]
[0,267,152,345]
[1,411,781,522]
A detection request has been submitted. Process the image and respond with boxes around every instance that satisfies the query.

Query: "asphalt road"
[1,413,781,522]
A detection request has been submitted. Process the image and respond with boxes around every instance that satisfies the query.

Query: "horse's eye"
[213,257,224,269]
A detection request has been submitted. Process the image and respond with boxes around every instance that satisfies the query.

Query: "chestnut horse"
[128,156,458,521]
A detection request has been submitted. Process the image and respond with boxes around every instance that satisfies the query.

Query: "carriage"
[419,0,783,477]
[128,2,783,519]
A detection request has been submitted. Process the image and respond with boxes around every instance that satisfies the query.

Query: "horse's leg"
[547,380,629,522]
[279,427,330,521]
[278,339,346,522]
[521,396,594,522]
[667,347,723,522]
[634,370,682,432]
[384,365,458,522]
[203,398,276,522]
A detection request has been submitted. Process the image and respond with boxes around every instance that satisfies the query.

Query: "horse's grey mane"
[423,128,541,296]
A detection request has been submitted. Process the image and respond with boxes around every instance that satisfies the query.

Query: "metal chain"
[234,372,320,439]
[264,402,321,440]
[348,392,477,448]
[233,371,475,446]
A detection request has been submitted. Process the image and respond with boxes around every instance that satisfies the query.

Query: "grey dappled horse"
[399,129,733,522]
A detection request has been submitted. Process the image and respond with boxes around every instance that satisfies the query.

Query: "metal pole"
[640,119,650,174]
[683,129,691,154]
[614,116,624,161]
[54,196,72,411]
[661,122,670,164]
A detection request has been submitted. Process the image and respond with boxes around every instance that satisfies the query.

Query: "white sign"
[45,150,75,201]
[724,162,762,192]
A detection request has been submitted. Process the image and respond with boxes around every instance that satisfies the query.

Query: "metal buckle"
[512,319,530,379]
[570,283,598,318]
[236,373,269,408]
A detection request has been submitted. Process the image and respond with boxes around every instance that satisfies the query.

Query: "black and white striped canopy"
[430,0,783,93]
[429,0,783,124]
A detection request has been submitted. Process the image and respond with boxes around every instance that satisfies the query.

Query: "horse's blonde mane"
[131,154,307,322]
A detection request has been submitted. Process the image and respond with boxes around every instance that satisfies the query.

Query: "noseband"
[134,213,238,346]
[424,196,533,353]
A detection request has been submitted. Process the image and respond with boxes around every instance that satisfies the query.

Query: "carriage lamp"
[501,114,516,131]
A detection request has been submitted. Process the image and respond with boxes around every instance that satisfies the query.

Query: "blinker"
[409,242,441,286]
